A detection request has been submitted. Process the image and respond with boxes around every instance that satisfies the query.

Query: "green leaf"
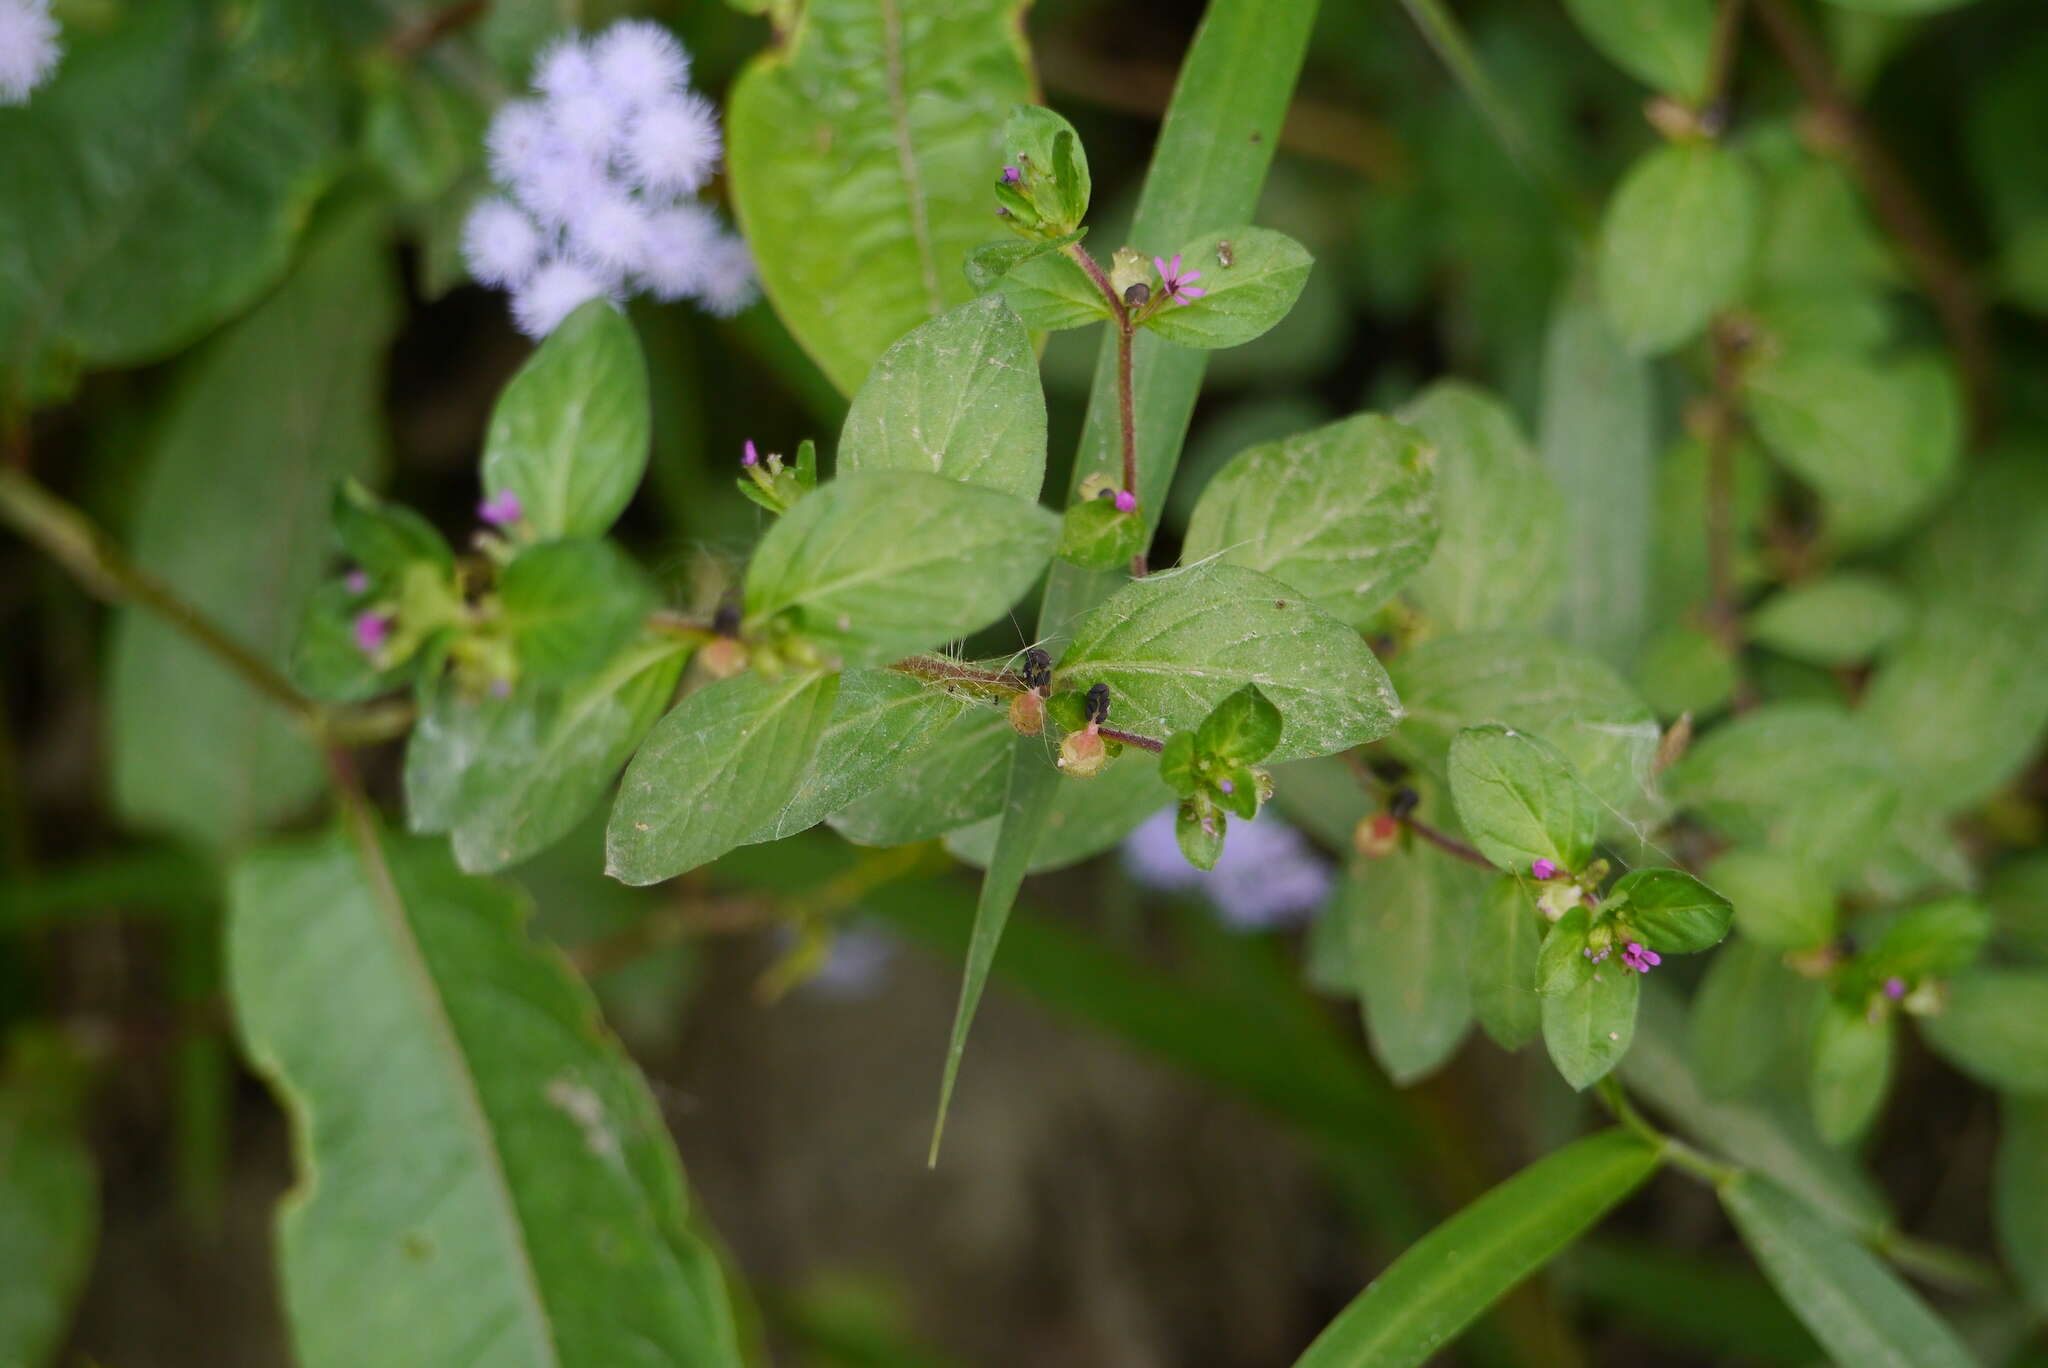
[229,827,743,1367]
[1989,854,2048,965]
[1597,140,1760,355]
[606,672,841,885]
[1294,1130,1661,1368]
[1634,622,1738,718]
[1538,265,1656,666]
[1744,350,1962,547]
[1397,382,1567,633]
[109,206,398,846]
[837,294,1048,500]
[1691,938,1816,1097]
[1471,876,1543,1050]
[830,707,1012,846]
[1720,1175,1974,1368]
[1748,572,1910,666]
[1056,496,1147,569]
[1609,868,1732,953]
[1818,0,1976,13]
[482,301,651,541]
[405,638,687,874]
[332,480,455,581]
[0,0,343,398]
[999,104,1091,232]
[1175,799,1226,870]
[1664,702,1899,882]
[1141,227,1312,350]
[741,669,979,845]
[1920,971,2048,1095]
[1560,0,1715,100]
[963,229,1085,293]
[744,471,1059,669]
[1540,906,1642,1089]
[498,539,655,682]
[0,1057,97,1365]
[943,753,1165,874]
[1810,999,1893,1144]
[1707,848,1836,950]
[1901,446,2048,626]
[1864,898,1992,982]
[1342,849,1479,1084]
[726,0,1034,394]
[1054,561,1402,763]
[1996,1096,2048,1317]
[993,247,1115,330]
[1181,413,1439,628]
[1196,684,1284,765]
[1390,631,1659,816]
[291,579,410,704]
[1448,725,1600,874]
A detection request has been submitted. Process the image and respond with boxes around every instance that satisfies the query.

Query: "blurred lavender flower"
[794,921,898,1002]
[1122,807,1335,931]
[463,19,756,338]
[0,0,60,105]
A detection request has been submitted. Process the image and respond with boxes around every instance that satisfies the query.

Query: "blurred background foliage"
[4,0,2048,1364]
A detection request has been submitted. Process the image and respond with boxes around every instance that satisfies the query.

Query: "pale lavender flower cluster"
[462,20,756,339]
[1123,808,1335,931]
[0,0,60,105]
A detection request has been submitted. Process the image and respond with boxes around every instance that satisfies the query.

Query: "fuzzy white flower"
[570,192,651,280]
[622,93,722,197]
[511,258,614,340]
[549,86,627,164]
[0,0,61,105]
[639,203,722,300]
[593,20,689,110]
[691,232,759,317]
[1122,808,1334,931]
[485,100,556,187]
[531,34,601,102]
[462,198,546,287]
[511,151,607,229]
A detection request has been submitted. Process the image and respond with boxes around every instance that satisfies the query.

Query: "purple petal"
[1530,858,1558,881]
[1178,286,1206,300]
[1152,255,1169,279]
[1178,267,1202,283]
[742,439,759,467]
[1168,254,1183,276]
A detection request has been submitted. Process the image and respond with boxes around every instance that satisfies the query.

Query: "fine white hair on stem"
[621,94,722,197]
[0,0,62,105]
[593,19,690,109]
[462,198,546,288]
[511,258,614,340]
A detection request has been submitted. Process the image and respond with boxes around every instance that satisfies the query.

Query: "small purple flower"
[1114,489,1137,513]
[741,439,760,467]
[1152,253,1206,306]
[344,568,370,595]
[478,490,523,527]
[1218,778,1235,795]
[1000,165,1021,185]
[1531,858,1559,881]
[1584,946,1610,964]
[1884,976,1907,1000]
[995,206,1009,217]
[352,611,392,657]
[1621,941,1661,974]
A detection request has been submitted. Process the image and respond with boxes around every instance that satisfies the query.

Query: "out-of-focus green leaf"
[607,672,841,885]
[1691,937,1815,1097]
[1720,1175,1974,1368]
[1597,141,1759,355]
[1744,350,1962,547]
[109,207,397,847]
[1902,444,2048,626]
[231,827,742,1367]
[482,301,651,542]
[1448,725,1600,875]
[1181,414,1439,629]
[1341,848,1478,1084]
[1988,854,2048,965]
[1920,971,2048,1095]
[1539,905,1641,1089]
[1863,898,1992,982]
[498,539,655,683]
[0,0,343,399]
[1817,0,1976,13]
[1470,876,1542,1050]
[944,754,1163,874]
[1810,999,1893,1144]
[1634,622,1736,718]
[1609,868,1732,953]
[0,1048,98,1366]
[1748,573,1911,666]
[725,0,1034,395]
[1997,1096,2048,1317]
[837,294,1047,500]
[1055,562,1401,763]
[1561,1238,1822,1365]
[1559,0,1715,100]
[1398,382,1566,633]
[1707,848,1836,950]
[1141,228,1313,350]
[744,472,1058,669]
[1293,1130,1661,1368]
[406,638,687,875]
[830,707,1012,846]
[1538,266,1656,666]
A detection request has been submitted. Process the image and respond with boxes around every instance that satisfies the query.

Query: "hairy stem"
[1064,241,1147,576]
[1097,725,1163,754]
[1404,817,1494,871]
[1752,0,1992,437]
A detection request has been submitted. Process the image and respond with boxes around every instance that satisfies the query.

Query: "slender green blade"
[1294,1130,1661,1367]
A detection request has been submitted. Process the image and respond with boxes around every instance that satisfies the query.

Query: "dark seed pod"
[1021,647,1052,693]
[1123,282,1151,309]
[712,602,741,637]
[1083,682,1111,725]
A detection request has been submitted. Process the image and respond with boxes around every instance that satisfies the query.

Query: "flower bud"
[1008,689,1045,736]
[1108,246,1149,301]
[1058,727,1108,778]
[699,637,748,679]
[1354,812,1400,859]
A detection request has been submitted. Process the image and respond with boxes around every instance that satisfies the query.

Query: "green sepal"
[1057,496,1146,569]
[1176,796,1225,871]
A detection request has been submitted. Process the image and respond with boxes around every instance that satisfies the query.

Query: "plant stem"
[1097,726,1163,754]
[1702,315,1757,710]
[1702,0,1747,118]
[1752,0,1992,438]
[1873,1229,2012,1299]
[1403,817,1494,870]
[1064,241,1147,576]
[889,653,1029,692]
[386,0,488,60]
[1595,1077,1739,1184]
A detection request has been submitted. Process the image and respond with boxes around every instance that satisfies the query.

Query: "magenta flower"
[1530,858,1558,881]
[741,439,760,467]
[478,490,523,526]
[1153,253,1206,305]
[352,611,392,656]
[344,568,370,595]
[1884,976,1907,1000]
[1000,165,1021,185]
[1621,941,1661,974]
[1114,489,1137,513]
